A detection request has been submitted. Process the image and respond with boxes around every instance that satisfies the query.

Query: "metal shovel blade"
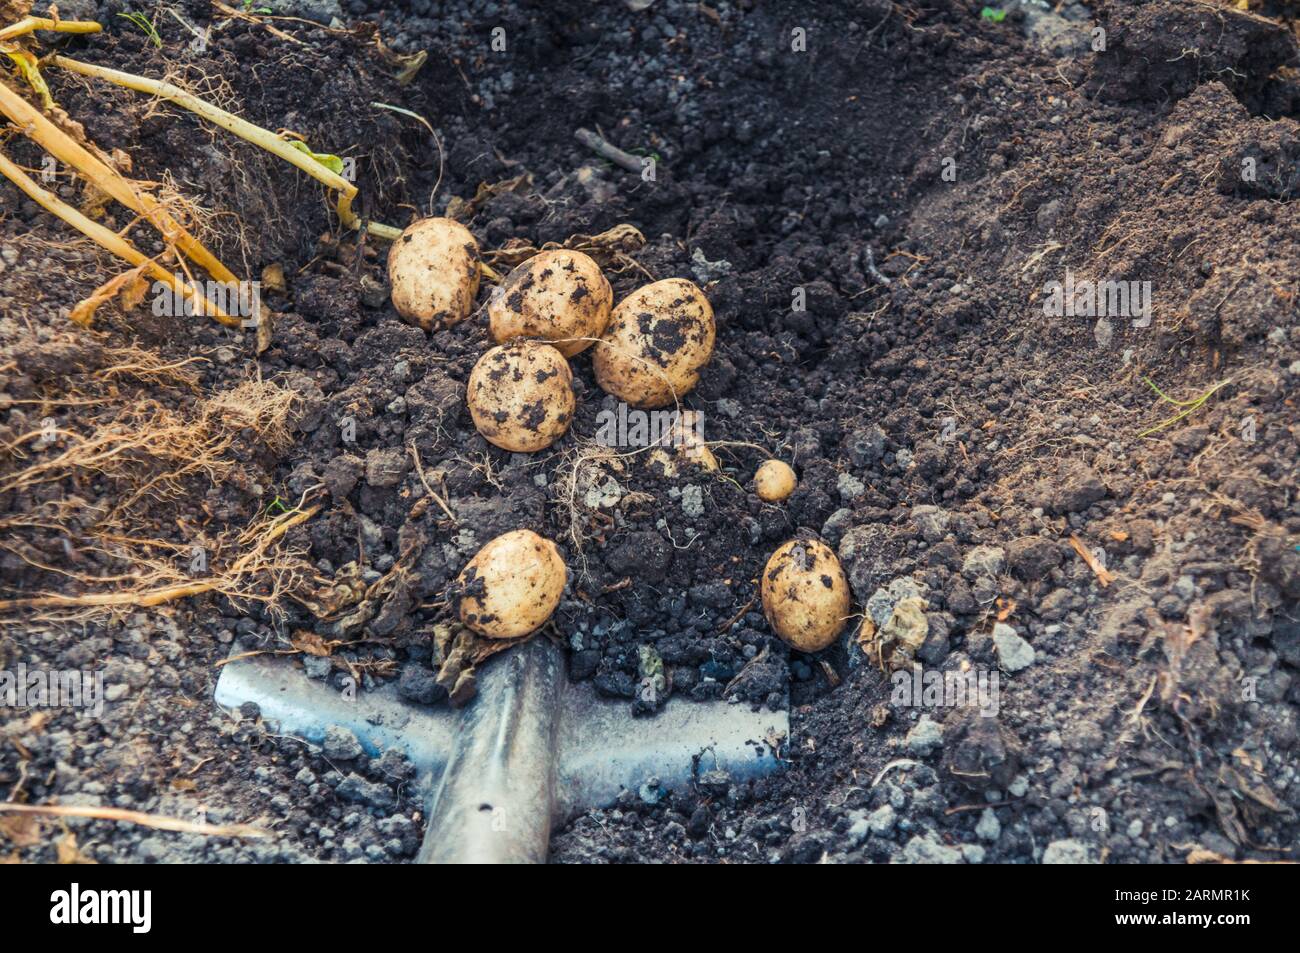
[214,638,788,862]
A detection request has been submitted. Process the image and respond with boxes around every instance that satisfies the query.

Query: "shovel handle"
[416,636,565,864]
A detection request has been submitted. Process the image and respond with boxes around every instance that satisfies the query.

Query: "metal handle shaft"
[416,637,565,864]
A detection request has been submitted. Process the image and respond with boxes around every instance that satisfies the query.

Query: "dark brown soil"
[2,0,1299,864]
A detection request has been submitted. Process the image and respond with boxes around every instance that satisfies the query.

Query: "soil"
[2,0,1299,864]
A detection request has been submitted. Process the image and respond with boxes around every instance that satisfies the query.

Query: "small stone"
[302,655,332,680]
[1042,838,1097,864]
[681,484,705,518]
[911,505,950,543]
[867,804,896,836]
[837,471,866,501]
[896,832,962,864]
[975,808,1002,842]
[322,725,364,761]
[992,623,1035,672]
[905,715,944,755]
[335,772,395,810]
[322,454,363,499]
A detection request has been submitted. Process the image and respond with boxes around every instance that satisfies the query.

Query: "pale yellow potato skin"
[458,530,567,638]
[754,460,797,501]
[593,278,715,409]
[661,410,717,471]
[488,249,613,357]
[387,217,480,330]
[761,539,852,652]
[467,341,575,452]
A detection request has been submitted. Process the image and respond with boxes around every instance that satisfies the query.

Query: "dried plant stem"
[52,56,403,241]
[0,77,239,284]
[0,148,237,325]
[0,17,102,44]
[0,802,267,839]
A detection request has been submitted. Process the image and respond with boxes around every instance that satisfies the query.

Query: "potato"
[593,278,715,408]
[458,529,567,638]
[754,460,796,501]
[467,341,575,452]
[662,409,718,471]
[388,217,480,330]
[488,249,613,357]
[761,538,851,652]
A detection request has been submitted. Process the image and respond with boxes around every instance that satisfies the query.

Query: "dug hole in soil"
[2,0,1299,864]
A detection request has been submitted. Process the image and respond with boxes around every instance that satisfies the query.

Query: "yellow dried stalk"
[0,16,101,44]
[53,55,403,241]
[0,75,240,284]
[0,148,238,325]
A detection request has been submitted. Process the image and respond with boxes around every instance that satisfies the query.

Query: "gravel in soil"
[2,0,1299,863]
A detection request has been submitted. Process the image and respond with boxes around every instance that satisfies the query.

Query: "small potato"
[761,538,852,653]
[467,341,575,452]
[488,249,613,357]
[388,217,480,330]
[754,460,797,502]
[593,278,715,408]
[458,529,567,638]
[660,409,718,471]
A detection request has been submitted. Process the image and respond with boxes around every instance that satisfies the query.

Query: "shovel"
[215,636,787,863]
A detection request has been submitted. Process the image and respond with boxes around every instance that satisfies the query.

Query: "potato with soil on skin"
[761,538,852,652]
[387,217,480,330]
[651,409,718,473]
[593,277,715,408]
[754,460,797,501]
[467,341,575,452]
[488,249,613,357]
[458,529,567,638]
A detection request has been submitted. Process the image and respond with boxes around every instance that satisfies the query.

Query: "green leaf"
[288,140,345,175]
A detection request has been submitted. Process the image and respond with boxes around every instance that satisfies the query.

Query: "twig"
[574,127,643,173]
[407,441,456,523]
[1068,534,1117,588]
[0,802,267,838]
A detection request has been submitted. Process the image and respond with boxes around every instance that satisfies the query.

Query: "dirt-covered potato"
[387,217,480,330]
[467,341,575,452]
[488,249,613,357]
[754,460,796,501]
[761,538,851,652]
[458,529,567,639]
[593,278,715,408]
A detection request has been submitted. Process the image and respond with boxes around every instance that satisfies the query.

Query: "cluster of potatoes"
[389,219,845,650]
[387,216,718,454]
